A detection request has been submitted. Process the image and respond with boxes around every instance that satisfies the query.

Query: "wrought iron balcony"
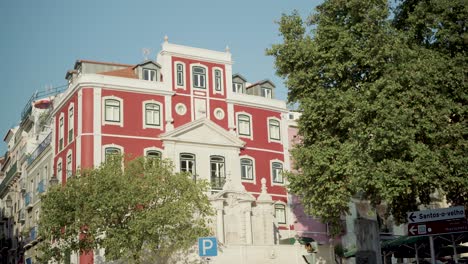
[27,132,52,166]
[24,193,32,208]
[37,180,46,194]
[24,226,39,250]
[211,176,226,190]
[0,162,20,197]
[18,209,25,223]
[30,226,37,241]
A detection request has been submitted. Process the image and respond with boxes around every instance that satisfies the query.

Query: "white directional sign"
[407,206,465,223]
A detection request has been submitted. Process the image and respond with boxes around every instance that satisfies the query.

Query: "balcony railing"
[20,96,33,123]
[24,226,39,250]
[37,180,46,194]
[211,176,226,190]
[0,162,19,197]
[3,151,9,162]
[20,85,67,123]
[19,209,25,223]
[6,162,17,179]
[29,226,37,241]
[27,132,52,166]
[25,193,32,207]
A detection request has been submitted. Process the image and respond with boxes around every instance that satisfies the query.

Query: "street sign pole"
[429,235,435,264]
[452,234,458,263]
[414,243,419,264]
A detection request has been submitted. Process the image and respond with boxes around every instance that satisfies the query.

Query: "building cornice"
[52,74,176,116]
[227,94,288,113]
[160,42,232,65]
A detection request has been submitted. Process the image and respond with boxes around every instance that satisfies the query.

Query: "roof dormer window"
[143,68,157,81]
[135,61,161,82]
[233,83,244,93]
[261,87,272,98]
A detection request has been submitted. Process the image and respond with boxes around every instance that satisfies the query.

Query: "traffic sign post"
[198,237,218,257]
[406,206,467,264]
[407,206,465,223]
[407,218,468,237]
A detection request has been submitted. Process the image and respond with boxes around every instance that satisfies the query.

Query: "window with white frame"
[176,63,184,87]
[240,158,254,180]
[66,152,72,178]
[192,66,206,89]
[272,162,283,184]
[68,105,74,143]
[180,153,196,179]
[237,113,252,138]
[105,147,122,163]
[144,102,161,128]
[143,68,157,81]
[210,156,225,190]
[146,150,161,159]
[59,115,64,150]
[214,69,223,92]
[275,204,286,224]
[268,118,281,141]
[233,82,244,93]
[104,98,121,123]
[146,150,162,168]
[102,97,124,127]
[261,87,272,99]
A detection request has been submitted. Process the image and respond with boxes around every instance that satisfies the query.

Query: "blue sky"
[0,0,322,153]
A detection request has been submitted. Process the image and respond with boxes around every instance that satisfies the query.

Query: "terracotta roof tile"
[98,67,138,79]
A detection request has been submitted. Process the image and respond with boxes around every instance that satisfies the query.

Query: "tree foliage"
[267,0,467,231]
[38,157,213,263]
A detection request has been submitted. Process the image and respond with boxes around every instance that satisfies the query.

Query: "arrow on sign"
[408,212,417,222]
[409,225,417,235]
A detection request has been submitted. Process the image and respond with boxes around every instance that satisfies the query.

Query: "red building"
[51,39,294,263]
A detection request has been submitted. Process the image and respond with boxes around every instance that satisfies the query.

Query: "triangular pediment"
[160,118,245,148]
[210,189,256,202]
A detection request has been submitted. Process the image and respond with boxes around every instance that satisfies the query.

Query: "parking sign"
[198,237,217,257]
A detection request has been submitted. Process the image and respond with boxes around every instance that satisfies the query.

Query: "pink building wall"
[288,121,332,245]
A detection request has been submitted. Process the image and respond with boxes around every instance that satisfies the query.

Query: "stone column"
[245,209,253,244]
[239,201,253,245]
[213,199,225,243]
[256,178,275,245]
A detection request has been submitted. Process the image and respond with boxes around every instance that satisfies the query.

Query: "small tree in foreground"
[38,157,213,263]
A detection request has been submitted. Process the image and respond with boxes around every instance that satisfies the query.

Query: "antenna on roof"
[142,48,151,61]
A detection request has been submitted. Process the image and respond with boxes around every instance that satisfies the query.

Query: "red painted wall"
[234,105,283,152]
[171,94,192,128]
[54,92,78,183]
[101,89,166,138]
[80,88,94,169]
[101,136,163,159]
[171,56,226,100]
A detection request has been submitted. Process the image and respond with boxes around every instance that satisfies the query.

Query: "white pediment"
[160,118,245,148]
[210,189,256,202]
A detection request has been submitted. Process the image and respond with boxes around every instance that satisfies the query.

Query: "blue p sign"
[198,237,218,257]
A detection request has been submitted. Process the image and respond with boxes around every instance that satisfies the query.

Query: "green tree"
[38,157,213,263]
[267,0,467,231]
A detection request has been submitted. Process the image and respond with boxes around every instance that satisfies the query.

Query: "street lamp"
[49,174,59,186]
